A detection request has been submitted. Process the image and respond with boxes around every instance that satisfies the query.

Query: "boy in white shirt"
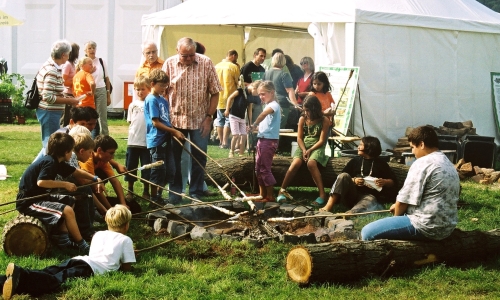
[124,76,151,200]
[1,205,136,299]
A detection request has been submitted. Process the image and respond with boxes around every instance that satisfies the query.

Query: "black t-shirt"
[343,156,398,203]
[17,155,76,209]
[240,61,265,84]
[230,88,260,119]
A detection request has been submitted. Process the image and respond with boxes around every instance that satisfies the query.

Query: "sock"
[76,239,90,253]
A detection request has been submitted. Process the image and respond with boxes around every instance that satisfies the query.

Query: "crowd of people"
[0,37,461,299]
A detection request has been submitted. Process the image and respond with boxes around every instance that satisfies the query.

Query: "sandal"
[311,197,325,207]
[279,188,294,200]
[277,194,287,204]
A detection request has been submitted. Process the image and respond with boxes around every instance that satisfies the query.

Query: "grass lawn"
[0,119,500,299]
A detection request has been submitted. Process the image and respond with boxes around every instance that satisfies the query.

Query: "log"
[285,229,500,284]
[2,214,50,257]
[205,157,409,190]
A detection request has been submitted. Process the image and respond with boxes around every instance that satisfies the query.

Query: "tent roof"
[142,0,500,33]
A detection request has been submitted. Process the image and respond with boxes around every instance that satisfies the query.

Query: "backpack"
[23,75,41,110]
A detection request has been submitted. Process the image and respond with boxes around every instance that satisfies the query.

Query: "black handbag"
[23,75,41,109]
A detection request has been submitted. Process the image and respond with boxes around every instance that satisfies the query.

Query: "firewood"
[285,229,500,284]
[454,158,465,170]
[459,162,473,175]
[482,168,494,176]
[479,179,492,185]
[473,166,483,175]
[490,171,500,182]
[470,174,485,183]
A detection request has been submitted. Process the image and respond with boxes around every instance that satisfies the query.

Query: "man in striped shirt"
[162,37,222,203]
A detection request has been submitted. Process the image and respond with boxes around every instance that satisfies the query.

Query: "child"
[308,71,335,123]
[73,57,96,109]
[248,81,281,202]
[79,135,127,214]
[144,69,185,206]
[124,75,151,200]
[16,132,103,253]
[277,95,331,205]
[1,205,136,299]
[224,80,261,158]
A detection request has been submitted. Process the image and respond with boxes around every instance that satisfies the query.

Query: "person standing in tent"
[240,48,266,86]
[162,37,222,203]
[215,50,240,149]
[136,41,164,79]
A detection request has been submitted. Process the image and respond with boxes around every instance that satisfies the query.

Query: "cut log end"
[286,246,313,285]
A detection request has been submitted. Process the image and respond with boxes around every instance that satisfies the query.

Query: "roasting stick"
[136,211,248,253]
[127,173,236,216]
[267,209,391,222]
[172,137,233,201]
[179,137,258,211]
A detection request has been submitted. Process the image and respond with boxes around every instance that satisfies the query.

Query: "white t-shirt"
[91,57,107,88]
[74,230,136,275]
[397,151,460,240]
[127,100,147,147]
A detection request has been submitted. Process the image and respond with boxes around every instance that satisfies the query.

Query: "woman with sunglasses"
[295,57,314,105]
[319,136,398,213]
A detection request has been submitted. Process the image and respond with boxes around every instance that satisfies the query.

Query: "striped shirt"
[36,58,65,111]
[162,54,222,130]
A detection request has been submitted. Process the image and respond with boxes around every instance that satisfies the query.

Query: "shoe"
[3,263,20,300]
[190,194,201,201]
[311,197,326,207]
[148,195,165,209]
[228,151,234,158]
[277,194,287,204]
[77,239,90,254]
[279,188,294,200]
[202,190,218,197]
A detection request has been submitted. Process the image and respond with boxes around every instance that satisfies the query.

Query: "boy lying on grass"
[1,205,136,299]
[16,132,104,253]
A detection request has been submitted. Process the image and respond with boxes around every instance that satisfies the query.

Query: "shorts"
[229,115,247,135]
[18,194,76,231]
[215,109,229,127]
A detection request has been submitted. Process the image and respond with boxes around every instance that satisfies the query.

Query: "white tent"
[142,0,500,149]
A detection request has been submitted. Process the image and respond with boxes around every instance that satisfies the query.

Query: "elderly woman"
[264,52,299,128]
[319,136,398,212]
[36,40,79,149]
[84,41,111,137]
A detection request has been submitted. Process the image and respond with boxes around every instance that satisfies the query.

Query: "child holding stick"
[1,205,135,299]
[248,81,281,201]
[277,95,330,205]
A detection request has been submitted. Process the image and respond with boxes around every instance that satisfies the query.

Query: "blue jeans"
[170,128,208,203]
[124,147,151,183]
[361,215,432,241]
[181,135,209,193]
[36,108,63,148]
[149,139,172,196]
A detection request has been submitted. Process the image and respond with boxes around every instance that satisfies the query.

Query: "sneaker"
[3,263,20,300]
[77,239,90,254]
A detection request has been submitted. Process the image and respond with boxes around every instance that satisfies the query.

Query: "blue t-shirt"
[257,100,281,139]
[144,93,172,148]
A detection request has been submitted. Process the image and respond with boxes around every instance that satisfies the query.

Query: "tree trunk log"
[205,157,409,190]
[285,229,500,284]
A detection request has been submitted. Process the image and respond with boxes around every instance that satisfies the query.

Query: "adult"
[284,55,303,90]
[261,48,290,75]
[60,43,80,127]
[319,136,398,212]
[240,48,266,85]
[296,57,314,104]
[361,126,460,241]
[215,50,239,149]
[83,41,111,138]
[36,40,79,150]
[162,37,222,202]
[264,52,299,129]
[135,41,164,79]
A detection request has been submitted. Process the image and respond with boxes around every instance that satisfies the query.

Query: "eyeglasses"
[144,50,157,55]
[300,62,308,65]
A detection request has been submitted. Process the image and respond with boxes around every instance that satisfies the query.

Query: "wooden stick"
[267,209,391,222]
[0,208,17,216]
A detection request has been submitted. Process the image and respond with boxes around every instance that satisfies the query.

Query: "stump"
[285,229,500,284]
[2,214,50,256]
[206,157,409,190]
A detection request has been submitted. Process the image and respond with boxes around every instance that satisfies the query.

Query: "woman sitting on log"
[319,136,398,212]
[361,126,460,241]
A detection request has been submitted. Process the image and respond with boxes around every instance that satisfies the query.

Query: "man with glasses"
[162,37,222,203]
[136,41,164,79]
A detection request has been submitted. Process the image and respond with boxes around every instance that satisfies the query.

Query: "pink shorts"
[229,115,247,135]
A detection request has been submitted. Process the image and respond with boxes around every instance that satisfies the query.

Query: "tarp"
[142,0,500,149]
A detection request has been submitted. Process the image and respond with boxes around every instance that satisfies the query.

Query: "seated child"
[16,132,103,253]
[79,135,127,215]
[224,80,261,158]
[1,205,136,299]
[73,57,96,109]
[124,75,151,200]
[144,69,184,206]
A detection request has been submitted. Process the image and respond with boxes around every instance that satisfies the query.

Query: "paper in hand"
[363,176,382,192]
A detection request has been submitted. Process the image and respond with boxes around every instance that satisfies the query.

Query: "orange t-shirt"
[73,70,95,108]
[78,152,114,178]
[309,91,335,111]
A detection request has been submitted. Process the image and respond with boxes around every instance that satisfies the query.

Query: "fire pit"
[146,202,359,247]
